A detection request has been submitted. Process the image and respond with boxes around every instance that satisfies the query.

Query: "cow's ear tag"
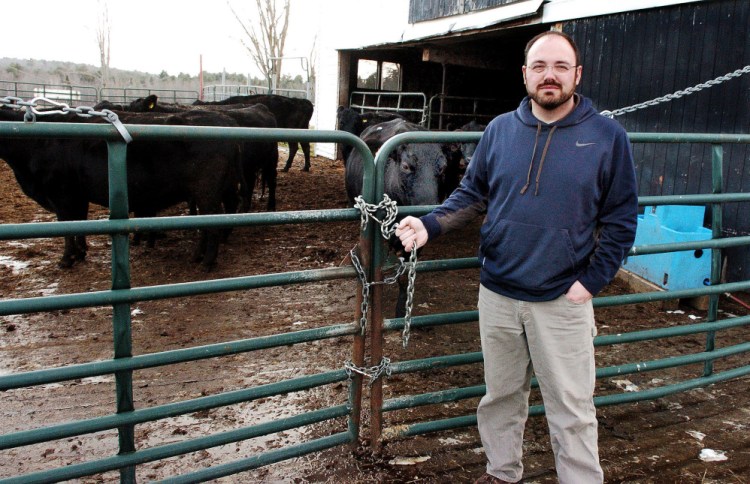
[149,103,155,109]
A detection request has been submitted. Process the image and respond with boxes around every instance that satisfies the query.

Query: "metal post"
[369,249,385,450]
[704,144,723,376]
[348,235,370,447]
[107,140,136,483]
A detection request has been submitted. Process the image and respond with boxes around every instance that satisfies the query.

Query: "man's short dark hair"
[524,30,580,66]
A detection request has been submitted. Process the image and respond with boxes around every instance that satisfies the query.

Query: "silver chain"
[349,247,409,328]
[601,65,750,118]
[0,96,132,143]
[352,195,418,348]
[354,194,400,240]
[344,357,392,386]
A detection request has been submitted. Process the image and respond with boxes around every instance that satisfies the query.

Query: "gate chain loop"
[345,357,392,386]
[350,247,409,333]
[354,194,400,240]
[601,65,750,118]
[0,95,133,143]
[352,195,418,347]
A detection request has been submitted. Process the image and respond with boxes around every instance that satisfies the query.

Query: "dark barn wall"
[565,0,750,282]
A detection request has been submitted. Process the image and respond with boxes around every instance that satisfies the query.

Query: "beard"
[528,80,576,110]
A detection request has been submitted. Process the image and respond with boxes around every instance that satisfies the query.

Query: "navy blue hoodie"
[421,95,638,301]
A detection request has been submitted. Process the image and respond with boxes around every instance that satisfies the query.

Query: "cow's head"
[386,142,447,206]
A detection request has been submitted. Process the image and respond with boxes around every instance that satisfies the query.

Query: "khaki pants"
[476,284,603,483]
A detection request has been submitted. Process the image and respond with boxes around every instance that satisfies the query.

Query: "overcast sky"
[1,0,324,77]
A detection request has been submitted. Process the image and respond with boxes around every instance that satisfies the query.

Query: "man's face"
[522,35,582,111]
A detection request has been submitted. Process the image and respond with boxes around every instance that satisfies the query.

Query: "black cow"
[0,107,240,270]
[335,106,404,161]
[194,94,314,172]
[440,120,486,199]
[98,95,279,212]
[345,118,447,207]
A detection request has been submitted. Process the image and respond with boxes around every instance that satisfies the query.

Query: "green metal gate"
[1,115,750,482]
[363,131,750,447]
[0,120,375,483]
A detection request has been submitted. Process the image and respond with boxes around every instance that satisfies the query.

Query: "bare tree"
[230,0,290,90]
[95,0,112,90]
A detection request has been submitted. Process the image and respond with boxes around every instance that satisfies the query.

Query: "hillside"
[0,57,261,101]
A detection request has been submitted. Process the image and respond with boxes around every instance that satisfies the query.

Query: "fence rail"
[0,80,199,106]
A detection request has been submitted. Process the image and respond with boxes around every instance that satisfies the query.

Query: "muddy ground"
[1,151,749,483]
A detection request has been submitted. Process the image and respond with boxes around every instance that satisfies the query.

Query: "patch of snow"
[0,255,29,274]
[38,282,58,296]
[612,379,640,392]
[699,449,728,462]
[389,456,431,465]
[686,430,706,441]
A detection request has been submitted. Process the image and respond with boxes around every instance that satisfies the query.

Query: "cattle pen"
[0,113,750,482]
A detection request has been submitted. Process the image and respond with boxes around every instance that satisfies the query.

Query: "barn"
[311,0,750,282]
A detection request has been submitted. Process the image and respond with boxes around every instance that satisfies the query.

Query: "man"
[395,31,638,483]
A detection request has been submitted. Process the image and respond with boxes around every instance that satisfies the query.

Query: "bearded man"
[395,31,639,483]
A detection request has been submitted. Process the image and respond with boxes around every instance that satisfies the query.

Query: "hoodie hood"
[515,93,598,128]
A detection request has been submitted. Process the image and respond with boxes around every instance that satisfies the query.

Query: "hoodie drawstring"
[520,123,557,196]
[521,124,542,195]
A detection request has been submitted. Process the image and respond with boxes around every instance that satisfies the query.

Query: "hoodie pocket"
[481,219,577,290]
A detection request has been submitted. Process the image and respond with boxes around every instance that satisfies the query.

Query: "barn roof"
[340,0,705,50]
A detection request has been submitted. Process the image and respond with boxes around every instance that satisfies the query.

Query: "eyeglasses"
[527,63,576,75]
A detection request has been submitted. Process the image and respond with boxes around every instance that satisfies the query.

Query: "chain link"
[0,96,133,143]
[344,357,392,386]
[601,65,750,118]
[354,194,400,240]
[350,247,410,331]
[401,246,418,348]
[351,195,419,347]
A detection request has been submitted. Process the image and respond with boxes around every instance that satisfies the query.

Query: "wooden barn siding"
[566,0,750,282]
[409,0,520,23]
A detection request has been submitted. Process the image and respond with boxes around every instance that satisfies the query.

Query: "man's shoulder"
[583,111,629,138]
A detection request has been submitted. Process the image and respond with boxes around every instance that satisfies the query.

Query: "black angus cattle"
[335,106,404,161]
[99,95,280,212]
[440,120,486,199]
[0,107,240,270]
[345,118,447,207]
[345,118,447,317]
[194,94,314,172]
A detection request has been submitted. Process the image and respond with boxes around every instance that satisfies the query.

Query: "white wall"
[311,0,410,159]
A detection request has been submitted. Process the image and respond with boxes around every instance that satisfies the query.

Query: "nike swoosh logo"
[576,141,595,147]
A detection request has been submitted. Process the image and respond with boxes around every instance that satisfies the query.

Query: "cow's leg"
[191,196,223,271]
[395,275,408,318]
[282,142,299,172]
[263,160,277,212]
[237,147,254,212]
[59,235,87,268]
[301,141,311,172]
[57,202,89,268]
[221,184,239,242]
